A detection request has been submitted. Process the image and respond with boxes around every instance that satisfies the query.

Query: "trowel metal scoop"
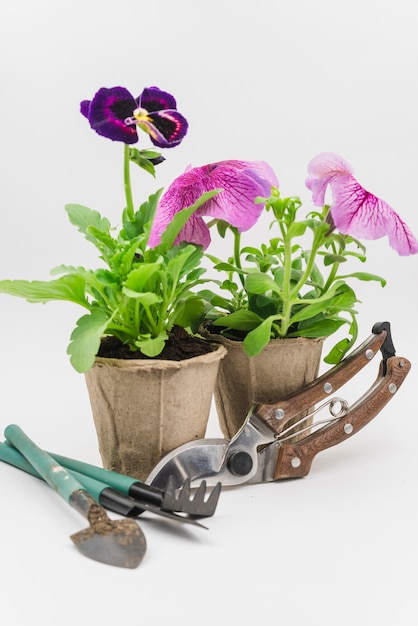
[4,424,146,569]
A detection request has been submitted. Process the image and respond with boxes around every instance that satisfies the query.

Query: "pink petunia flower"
[306,152,418,256]
[148,160,279,249]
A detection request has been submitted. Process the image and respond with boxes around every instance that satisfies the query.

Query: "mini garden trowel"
[4,424,147,569]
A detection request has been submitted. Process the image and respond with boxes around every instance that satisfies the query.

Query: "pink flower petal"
[306,152,353,206]
[329,175,390,238]
[330,175,418,255]
[148,160,278,249]
[174,214,211,249]
[306,152,418,256]
[195,161,278,229]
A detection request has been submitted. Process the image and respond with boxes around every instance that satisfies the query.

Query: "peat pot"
[85,343,227,481]
[206,334,324,441]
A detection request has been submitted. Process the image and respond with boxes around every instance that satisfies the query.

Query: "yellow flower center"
[133,107,152,122]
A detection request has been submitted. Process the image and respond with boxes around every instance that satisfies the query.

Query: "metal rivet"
[399,360,405,368]
[275,408,285,420]
[324,382,333,393]
[344,423,353,435]
[291,457,301,468]
[389,383,397,394]
[365,349,374,360]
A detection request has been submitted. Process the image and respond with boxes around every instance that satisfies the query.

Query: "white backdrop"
[0,1,417,624]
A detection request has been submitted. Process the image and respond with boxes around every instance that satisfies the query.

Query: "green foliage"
[202,189,386,362]
[0,172,219,373]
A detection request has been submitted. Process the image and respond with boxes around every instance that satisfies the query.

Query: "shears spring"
[276,397,350,443]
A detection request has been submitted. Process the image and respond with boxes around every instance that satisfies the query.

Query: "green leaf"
[166,244,200,280]
[65,204,110,233]
[172,296,206,331]
[212,309,262,331]
[242,318,274,356]
[323,254,347,266]
[65,204,114,252]
[339,271,386,287]
[86,227,118,255]
[303,219,330,237]
[309,262,325,288]
[122,190,162,241]
[205,253,224,266]
[0,275,88,306]
[323,338,351,364]
[289,299,338,324]
[249,293,279,318]
[157,189,221,252]
[95,269,119,285]
[67,310,110,373]
[213,261,241,272]
[135,334,168,357]
[124,262,162,292]
[242,246,263,255]
[122,289,162,305]
[215,220,230,238]
[185,267,207,283]
[128,148,157,177]
[134,148,162,160]
[198,290,237,311]
[114,239,144,276]
[221,279,239,292]
[245,272,281,295]
[287,222,308,238]
[273,266,303,289]
[326,286,358,311]
[289,318,346,337]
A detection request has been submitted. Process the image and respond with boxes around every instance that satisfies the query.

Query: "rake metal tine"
[190,480,222,518]
[178,477,191,509]
[161,476,189,513]
[161,476,221,518]
[163,477,192,512]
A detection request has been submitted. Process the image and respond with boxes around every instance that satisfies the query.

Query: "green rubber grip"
[49,452,138,493]
[0,441,40,478]
[0,441,107,501]
[4,425,96,503]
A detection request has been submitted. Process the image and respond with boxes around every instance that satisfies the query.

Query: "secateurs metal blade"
[146,321,411,491]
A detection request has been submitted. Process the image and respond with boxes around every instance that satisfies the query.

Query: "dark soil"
[97,325,214,361]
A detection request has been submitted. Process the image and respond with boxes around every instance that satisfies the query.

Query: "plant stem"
[124,144,135,220]
[279,232,294,336]
[233,229,245,288]
[281,227,322,336]
[322,240,341,292]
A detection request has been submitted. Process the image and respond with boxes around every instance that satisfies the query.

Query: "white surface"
[0,1,417,624]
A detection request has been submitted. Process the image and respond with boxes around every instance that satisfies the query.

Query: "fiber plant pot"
[84,343,227,481]
[205,333,324,442]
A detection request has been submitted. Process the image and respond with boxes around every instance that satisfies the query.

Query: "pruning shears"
[146,322,411,491]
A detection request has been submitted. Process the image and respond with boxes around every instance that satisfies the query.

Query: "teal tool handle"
[4,425,92,503]
[0,441,40,478]
[0,441,107,502]
[48,451,137,493]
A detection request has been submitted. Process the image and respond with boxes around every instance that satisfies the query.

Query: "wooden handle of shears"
[254,327,388,433]
[271,355,410,479]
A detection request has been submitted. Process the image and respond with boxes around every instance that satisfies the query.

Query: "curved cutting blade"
[146,438,229,491]
[146,411,276,491]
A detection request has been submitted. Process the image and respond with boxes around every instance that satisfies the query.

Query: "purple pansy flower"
[80,85,188,147]
[148,160,279,249]
[306,152,418,256]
